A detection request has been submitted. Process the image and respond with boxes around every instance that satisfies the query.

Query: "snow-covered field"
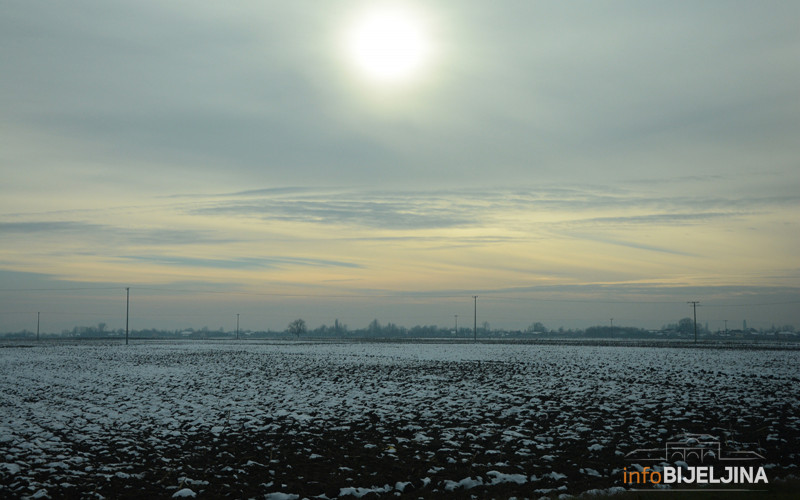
[1,340,798,498]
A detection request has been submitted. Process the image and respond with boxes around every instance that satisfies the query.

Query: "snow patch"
[172,488,196,498]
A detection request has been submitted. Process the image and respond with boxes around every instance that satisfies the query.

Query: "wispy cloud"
[562,212,746,228]
[561,233,697,257]
[0,221,103,234]
[182,185,795,235]
[122,255,363,270]
[0,221,227,246]
[191,192,476,230]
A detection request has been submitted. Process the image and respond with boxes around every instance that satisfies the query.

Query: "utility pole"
[454,315,458,336]
[610,318,613,328]
[724,319,728,336]
[473,296,478,342]
[36,312,40,342]
[688,301,699,343]
[236,313,240,340]
[125,287,130,346]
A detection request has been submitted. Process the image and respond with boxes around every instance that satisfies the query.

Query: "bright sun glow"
[345,5,432,85]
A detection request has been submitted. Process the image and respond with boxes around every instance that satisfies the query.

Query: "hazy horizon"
[2,1,798,333]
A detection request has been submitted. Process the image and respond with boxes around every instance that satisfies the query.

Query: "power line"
[484,295,683,305]
[701,300,800,307]
[109,289,800,308]
[0,287,122,292]
[0,311,122,317]
[1,285,797,308]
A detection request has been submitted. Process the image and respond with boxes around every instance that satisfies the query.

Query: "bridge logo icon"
[624,433,764,463]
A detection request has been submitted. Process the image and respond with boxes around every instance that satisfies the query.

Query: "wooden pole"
[125,287,130,345]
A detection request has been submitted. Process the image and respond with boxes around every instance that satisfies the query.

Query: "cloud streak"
[0,221,227,246]
[185,185,793,232]
[122,255,363,271]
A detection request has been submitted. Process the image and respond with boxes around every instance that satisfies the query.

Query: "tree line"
[3,317,797,340]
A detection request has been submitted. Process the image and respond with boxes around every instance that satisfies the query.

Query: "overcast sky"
[2,1,799,333]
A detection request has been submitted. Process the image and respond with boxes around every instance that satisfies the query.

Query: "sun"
[344,4,433,85]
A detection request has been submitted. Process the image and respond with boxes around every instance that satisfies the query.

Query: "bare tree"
[288,318,306,338]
